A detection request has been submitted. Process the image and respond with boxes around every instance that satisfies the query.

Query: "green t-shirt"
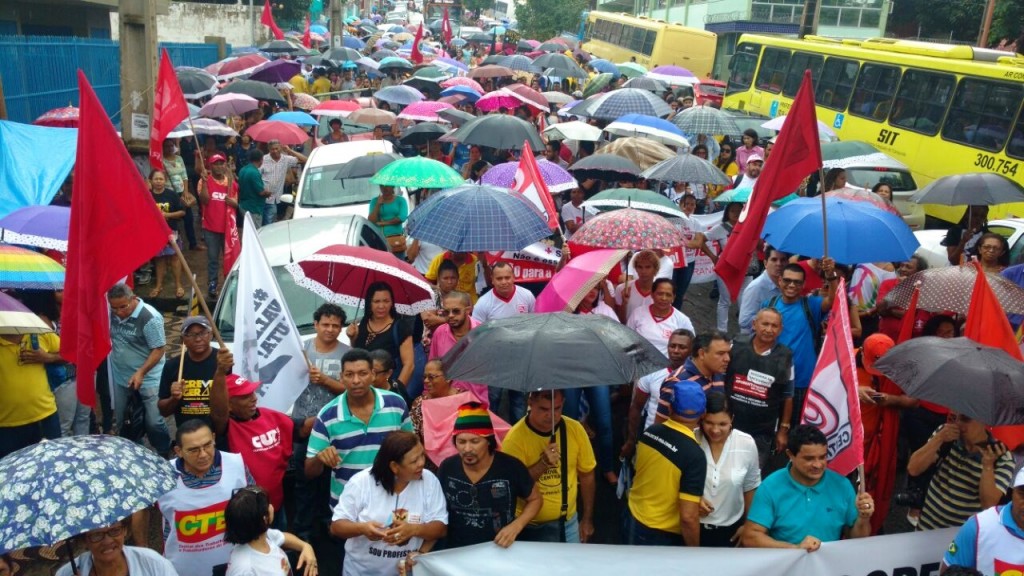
[237,163,266,215]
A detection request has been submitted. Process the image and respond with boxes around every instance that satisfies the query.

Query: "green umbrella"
[370,156,465,189]
[715,187,753,204]
[413,66,449,80]
[581,187,682,218]
[583,73,615,98]
[772,192,801,207]
[616,62,647,78]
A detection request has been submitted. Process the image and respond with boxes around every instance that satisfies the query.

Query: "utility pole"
[799,0,821,38]
[250,0,256,47]
[119,0,158,153]
[330,0,344,48]
[978,0,996,47]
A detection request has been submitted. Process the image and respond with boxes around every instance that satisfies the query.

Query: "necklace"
[365,319,393,345]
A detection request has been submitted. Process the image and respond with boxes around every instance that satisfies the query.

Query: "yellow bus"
[582,12,717,77]
[722,34,1024,222]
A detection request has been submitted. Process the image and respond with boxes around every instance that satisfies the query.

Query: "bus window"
[1007,110,1024,160]
[610,22,623,45]
[942,79,1024,152]
[642,29,656,56]
[782,52,823,97]
[815,57,858,111]
[726,43,760,94]
[629,26,645,53]
[889,70,955,136]
[755,47,791,94]
[849,64,900,121]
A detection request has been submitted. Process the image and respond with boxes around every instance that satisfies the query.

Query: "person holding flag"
[196,154,238,299]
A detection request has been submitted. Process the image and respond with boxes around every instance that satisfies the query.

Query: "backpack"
[768,295,822,355]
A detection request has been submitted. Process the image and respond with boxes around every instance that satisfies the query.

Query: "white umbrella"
[543,120,602,142]
[761,115,837,140]
[542,91,574,105]
[170,117,239,138]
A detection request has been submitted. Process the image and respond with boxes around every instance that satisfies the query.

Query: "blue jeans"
[203,230,224,290]
[488,388,526,424]
[112,385,171,455]
[563,386,614,475]
[54,380,91,436]
[263,203,278,226]
[627,512,683,546]
[520,513,579,543]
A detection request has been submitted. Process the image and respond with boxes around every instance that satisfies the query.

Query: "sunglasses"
[438,308,463,317]
[780,278,805,286]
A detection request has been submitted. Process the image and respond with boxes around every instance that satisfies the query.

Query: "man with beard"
[438,402,541,548]
[622,329,694,459]
[732,154,763,190]
[430,291,487,405]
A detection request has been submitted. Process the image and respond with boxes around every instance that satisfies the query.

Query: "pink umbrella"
[421,391,511,467]
[475,89,524,112]
[199,93,259,118]
[535,249,628,313]
[292,93,320,111]
[825,186,902,217]
[33,105,79,128]
[246,120,310,145]
[398,101,455,122]
[216,54,269,80]
[440,77,485,92]
[310,100,361,117]
[504,83,550,112]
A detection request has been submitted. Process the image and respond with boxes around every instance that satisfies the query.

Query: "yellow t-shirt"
[0,334,59,427]
[311,77,332,95]
[424,252,479,304]
[627,419,705,534]
[502,416,596,524]
[289,74,310,95]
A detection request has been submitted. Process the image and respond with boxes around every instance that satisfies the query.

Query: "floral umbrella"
[569,208,684,251]
[825,186,902,217]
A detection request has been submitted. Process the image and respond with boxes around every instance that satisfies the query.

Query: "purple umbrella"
[480,159,578,193]
[433,57,469,73]
[0,205,70,251]
[646,65,697,86]
[249,59,302,84]
[0,291,53,334]
[199,93,259,118]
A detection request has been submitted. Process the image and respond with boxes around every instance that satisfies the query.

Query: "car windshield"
[699,84,725,97]
[300,164,381,208]
[845,168,917,192]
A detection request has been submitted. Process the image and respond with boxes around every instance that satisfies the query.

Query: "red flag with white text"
[511,141,559,230]
[223,184,241,275]
[261,0,285,40]
[411,23,425,64]
[441,8,453,46]
[801,278,864,476]
[149,49,190,170]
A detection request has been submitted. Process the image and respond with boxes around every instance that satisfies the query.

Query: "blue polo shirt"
[747,464,858,544]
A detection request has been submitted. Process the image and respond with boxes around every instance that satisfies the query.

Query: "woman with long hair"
[148,168,186,299]
[709,140,739,208]
[735,129,764,173]
[822,167,847,192]
[347,282,416,388]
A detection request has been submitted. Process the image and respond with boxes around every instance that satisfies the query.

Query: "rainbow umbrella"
[0,291,53,335]
[0,244,65,289]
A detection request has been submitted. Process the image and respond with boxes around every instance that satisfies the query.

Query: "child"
[224,486,318,576]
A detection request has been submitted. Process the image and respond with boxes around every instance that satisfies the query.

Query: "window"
[849,64,899,121]
[889,70,955,135]
[782,52,823,97]
[1006,110,1024,160]
[726,43,761,94]
[942,79,1024,152]
[815,57,859,111]
[755,47,791,93]
[629,26,646,53]
[642,29,656,56]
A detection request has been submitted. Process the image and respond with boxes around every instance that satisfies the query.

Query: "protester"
[735,129,764,172]
[196,153,238,298]
[346,282,416,388]
[626,278,695,355]
[410,359,463,446]
[625,329,694,458]
[56,519,177,576]
[0,297,60,457]
[237,148,269,227]
[429,291,488,404]
[942,467,1024,573]
[370,185,409,259]
[148,169,185,298]
[159,316,219,428]
[612,249,661,322]
[370,349,411,404]
[424,251,484,303]
[738,248,788,334]
[223,485,317,576]
[654,331,731,424]
[259,140,306,226]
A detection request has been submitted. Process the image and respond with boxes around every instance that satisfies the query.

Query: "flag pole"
[177,343,187,382]
[170,239,227,349]
[820,167,829,259]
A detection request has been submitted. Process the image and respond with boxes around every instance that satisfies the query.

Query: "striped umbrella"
[570,88,671,120]
[623,76,667,93]
[0,291,53,335]
[671,105,741,136]
[0,244,65,290]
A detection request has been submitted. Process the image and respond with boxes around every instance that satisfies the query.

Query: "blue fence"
[0,36,224,126]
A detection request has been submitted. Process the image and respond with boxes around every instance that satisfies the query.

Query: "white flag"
[233,212,310,412]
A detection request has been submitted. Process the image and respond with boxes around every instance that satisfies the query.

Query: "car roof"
[256,215,371,266]
[306,140,395,168]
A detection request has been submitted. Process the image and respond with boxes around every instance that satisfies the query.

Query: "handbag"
[119,389,146,442]
[386,234,408,253]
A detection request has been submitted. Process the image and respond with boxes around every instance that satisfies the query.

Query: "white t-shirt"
[561,202,595,240]
[333,468,448,576]
[226,529,291,576]
[637,367,674,431]
[410,238,445,275]
[694,429,762,527]
[705,222,732,252]
[472,285,535,323]
[626,305,695,355]
[613,280,654,321]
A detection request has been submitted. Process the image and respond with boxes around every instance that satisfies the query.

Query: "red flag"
[149,49,191,171]
[441,8,453,46]
[410,23,425,64]
[62,71,174,407]
[801,278,864,476]
[897,282,920,343]
[714,70,822,300]
[302,14,311,48]
[223,180,241,275]
[261,0,285,40]
[511,141,560,230]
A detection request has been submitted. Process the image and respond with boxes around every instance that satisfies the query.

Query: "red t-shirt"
[797,260,824,296]
[201,177,238,234]
[227,408,294,510]
[876,278,933,342]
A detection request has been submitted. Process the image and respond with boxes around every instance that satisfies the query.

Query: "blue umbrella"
[406,184,552,251]
[589,58,620,78]
[342,60,358,70]
[387,24,406,33]
[269,111,319,126]
[378,56,414,71]
[375,84,426,106]
[451,38,467,47]
[440,85,481,102]
[343,35,366,49]
[0,205,70,251]
[0,435,177,553]
[604,113,688,147]
[310,24,328,35]
[761,197,920,265]
[501,54,537,73]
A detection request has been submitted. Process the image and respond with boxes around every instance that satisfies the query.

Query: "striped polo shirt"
[306,388,412,509]
[918,434,1015,531]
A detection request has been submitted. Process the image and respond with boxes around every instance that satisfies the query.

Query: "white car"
[821,141,925,230]
[459,26,484,39]
[913,218,1024,270]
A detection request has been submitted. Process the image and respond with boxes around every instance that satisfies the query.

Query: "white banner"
[233,212,310,412]
[691,211,723,285]
[414,528,956,576]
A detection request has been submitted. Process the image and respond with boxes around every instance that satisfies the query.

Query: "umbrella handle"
[819,167,829,259]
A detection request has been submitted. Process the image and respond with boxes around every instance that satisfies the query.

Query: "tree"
[515,0,586,41]
[990,0,1024,46]
[280,0,314,24]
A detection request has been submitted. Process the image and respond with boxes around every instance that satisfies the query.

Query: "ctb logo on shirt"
[175,501,228,543]
[995,559,1024,576]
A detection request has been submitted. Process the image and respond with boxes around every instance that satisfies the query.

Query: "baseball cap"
[747,154,764,164]
[670,380,706,419]
[181,315,211,335]
[1015,467,1024,488]
[208,153,227,164]
[862,333,895,376]
[226,374,260,397]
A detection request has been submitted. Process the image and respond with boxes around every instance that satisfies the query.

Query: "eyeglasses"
[438,308,463,317]
[373,369,390,376]
[84,525,125,543]
[780,278,805,286]
[721,148,732,153]
[183,440,215,456]
[183,330,211,340]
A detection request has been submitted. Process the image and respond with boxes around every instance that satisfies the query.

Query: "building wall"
[111,1,265,47]
[0,1,114,37]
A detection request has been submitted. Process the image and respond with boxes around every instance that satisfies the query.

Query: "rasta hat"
[452,402,493,437]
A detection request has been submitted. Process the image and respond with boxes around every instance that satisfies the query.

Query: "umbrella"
[348,108,396,125]
[713,187,753,204]
[248,59,302,84]
[292,93,320,111]
[672,105,742,135]
[502,54,537,73]
[910,173,1024,206]
[761,114,837,140]
[412,66,449,81]
[481,159,578,193]
[542,91,574,105]
[398,101,454,122]
[475,89,524,112]
[370,156,464,188]
[601,137,676,171]
[268,110,319,126]
[623,76,668,93]
[199,93,259,118]
[442,313,669,392]
[404,76,445,98]
[588,59,620,77]
[356,56,382,74]
[535,249,629,313]
[571,88,671,120]
[375,85,426,106]
[569,153,642,181]
[605,114,689,148]
[217,80,287,104]
[532,53,587,78]
[33,105,79,128]
[216,54,268,79]
[177,117,239,138]
[406,184,552,251]
[883,264,1024,315]
[439,85,482,102]
[310,24,328,34]
[478,55,506,67]
[468,65,515,79]
[583,187,683,218]
[448,114,543,150]
[451,38,468,48]
[761,197,920,265]
[260,39,302,53]
[326,47,364,62]
[432,57,469,74]
[0,205,70,252]
[175,67,218,99]
[334,153,402,179]
[536,41,568,53]
[543,120,602,142]
[284,244,435,315]
[874,337,1024,425]
[343,35,366,49]
[0,244,65,290]
[399,122,449,147]
[245,120,310,145]
[311,100,362,117]
[825,186,902,216]
[570,208,683,251]
[466,32,493,43]
[504,83,550,112]
[641,154,732,186]
[583,73,615,98]
[440,77,485,92]
[646,65,697,86]
[617,62,648,78]
[378,56,414,71]
[0,435,177,553]
[421,391,512,467]
[820,141,880,163]
[371,49,400,61]
[0,291,54,335]
[517,39,537,51]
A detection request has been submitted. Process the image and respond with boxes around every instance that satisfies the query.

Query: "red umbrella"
[421,391,511,467]
[284,244,436,315]
[216,54,269,79]
[310,100,361,117]
[504,82,550,112]
[475,89,524,112]
[33,105,79,128]
[245,120,310,145]
[569,208,684,251]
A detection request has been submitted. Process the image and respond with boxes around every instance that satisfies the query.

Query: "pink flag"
[801,278,864,476]
[510,141,559,230]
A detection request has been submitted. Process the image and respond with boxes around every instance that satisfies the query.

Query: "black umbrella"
[217,80,287,104]
[371,49,400,61]
[437,108,475,127]
[326,47,363,62]
[303,55,332,67]
[537,41,566,52]
[260,39,302,53]
[175,67,218,100]
[448,114,543,150]
[516,40,534,52]
[467,32,493,43]
[400,122,448,146]
[403,77,443,98]
[874,337,1024,425]
[910,173,1024,206]
[481,54,505,66]
[532,53,587,78]
[334,153,402,179]
[569,153,642,182]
